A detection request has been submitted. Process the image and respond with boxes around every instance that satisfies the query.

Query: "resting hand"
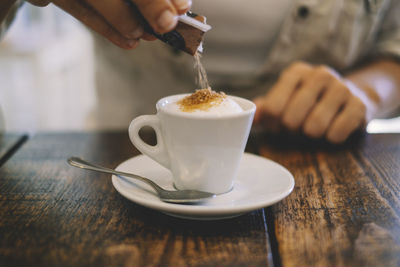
[26,0,191,49]
[254,61,377,143]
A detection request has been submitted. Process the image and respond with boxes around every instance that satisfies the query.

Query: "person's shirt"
[89,0,400,129]
[192,0,293,88]
[2,0,400,128]
[196,0,400,94]
[3,1,400,90]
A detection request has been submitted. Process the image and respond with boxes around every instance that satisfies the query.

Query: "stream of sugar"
[194,52,210,89]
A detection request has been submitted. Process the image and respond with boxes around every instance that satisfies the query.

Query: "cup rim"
[156,94,256,119]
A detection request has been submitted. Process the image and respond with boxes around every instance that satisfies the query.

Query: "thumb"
[132,0,178,33]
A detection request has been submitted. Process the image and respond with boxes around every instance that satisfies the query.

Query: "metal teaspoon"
[67,157,216,204]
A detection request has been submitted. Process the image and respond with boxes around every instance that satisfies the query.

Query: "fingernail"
[127,39,139,48]
[157,10,177,31]
[173,0,191,10]
[131,26,144,39]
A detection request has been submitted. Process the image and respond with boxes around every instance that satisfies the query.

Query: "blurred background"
[0,3,399,134]
[0,3,95,132]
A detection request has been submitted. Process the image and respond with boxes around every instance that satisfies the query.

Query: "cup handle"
[128,115,170,168]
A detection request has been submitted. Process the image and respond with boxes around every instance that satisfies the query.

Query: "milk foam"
[164,96,243,116]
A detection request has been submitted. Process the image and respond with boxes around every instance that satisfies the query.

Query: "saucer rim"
[112,153,294,217]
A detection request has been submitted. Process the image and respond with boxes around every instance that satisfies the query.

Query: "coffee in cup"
[164,88,243,115]
[129,88,255,194]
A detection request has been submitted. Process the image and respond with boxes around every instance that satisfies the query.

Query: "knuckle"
[312,112,327,127]
[262,98,282,117]
[350,97,367,115]
[326,127,346,144]
[281,61,309,78]
[334,81,350,96]
[327,133,345,144]
[304,124,321,138]
[313,65,335,81]
[315,65,332,74]
[304,115,325,138]
[265,106,281,117]
[289,61,309,72]
[280,68,293,80]
[282,113,299,131]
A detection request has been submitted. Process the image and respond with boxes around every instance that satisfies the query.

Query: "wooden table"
[0,131,399,267]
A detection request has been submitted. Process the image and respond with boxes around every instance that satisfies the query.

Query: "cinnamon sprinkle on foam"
[177,88,226,112]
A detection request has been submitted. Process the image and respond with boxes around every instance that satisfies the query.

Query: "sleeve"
[0,0,23,40]
[373,0,400,60]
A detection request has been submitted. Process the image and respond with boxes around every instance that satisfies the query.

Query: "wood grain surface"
[1,131,399,267]
[257,133,400,267]
[0,133,27,166]
[0,132,271,267]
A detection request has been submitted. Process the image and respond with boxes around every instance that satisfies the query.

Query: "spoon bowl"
[67,157,216,204]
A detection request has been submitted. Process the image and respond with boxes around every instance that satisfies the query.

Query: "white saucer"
[112,153,295,220]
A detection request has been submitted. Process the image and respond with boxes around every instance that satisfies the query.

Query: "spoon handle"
[67,157,163,192]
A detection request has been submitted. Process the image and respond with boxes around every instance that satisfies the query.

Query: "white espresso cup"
[128,94,256,194]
